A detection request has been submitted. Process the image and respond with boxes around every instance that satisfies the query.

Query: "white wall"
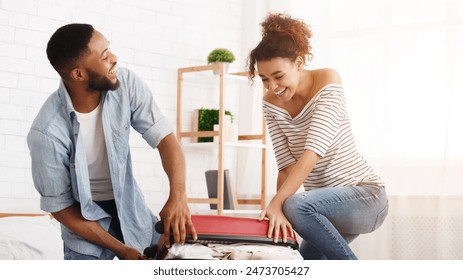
[0,0,277,214]
[350,196,463,259]
[286,0,463,197]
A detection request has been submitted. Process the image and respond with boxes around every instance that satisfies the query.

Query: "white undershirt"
[75,103,114,201]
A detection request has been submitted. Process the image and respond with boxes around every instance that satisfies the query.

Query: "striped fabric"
[263,83,384,191]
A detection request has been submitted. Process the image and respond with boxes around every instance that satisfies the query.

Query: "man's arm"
[51,204,145,259]
[156,133,197,248]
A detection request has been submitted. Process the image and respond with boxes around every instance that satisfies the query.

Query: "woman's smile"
[274,87,287,96]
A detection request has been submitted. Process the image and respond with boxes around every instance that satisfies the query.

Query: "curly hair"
[247,13,313,82]
[46,23,94,78]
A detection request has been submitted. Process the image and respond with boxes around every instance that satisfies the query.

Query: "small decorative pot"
[210,62,230,75]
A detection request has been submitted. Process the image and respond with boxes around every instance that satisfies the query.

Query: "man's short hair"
[46,23,94,77]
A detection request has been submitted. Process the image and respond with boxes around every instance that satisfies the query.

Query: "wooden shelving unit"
[176,63,267,215]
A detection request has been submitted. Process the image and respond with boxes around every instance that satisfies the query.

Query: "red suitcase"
[145,215,299,259]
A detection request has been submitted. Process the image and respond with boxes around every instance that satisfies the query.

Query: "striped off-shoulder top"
[262,83,384,191]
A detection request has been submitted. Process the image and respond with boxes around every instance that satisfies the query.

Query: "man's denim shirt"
[27,67,173,257]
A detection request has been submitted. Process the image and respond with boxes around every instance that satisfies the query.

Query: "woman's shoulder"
[305,68,343,100]
[311,68,342,89]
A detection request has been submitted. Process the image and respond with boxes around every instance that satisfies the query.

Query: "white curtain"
[263,0,463,259]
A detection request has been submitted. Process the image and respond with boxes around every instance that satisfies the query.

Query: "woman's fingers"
[259,210,274,239]
[258,210,267,221]
[289,224,295,239]
[259,209,295,243]
[273,223,280,243]
[283,222,295,243]
[281,223,288,243]
[273,220,294,243]
[267,217,275,239]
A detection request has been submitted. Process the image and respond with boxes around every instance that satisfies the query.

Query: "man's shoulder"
[116,66,138,82]
[114,67,146,93]
[32,92,61,125]
[29,91,70,139]
[116,66,130,75]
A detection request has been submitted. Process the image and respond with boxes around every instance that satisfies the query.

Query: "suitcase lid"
[156,214,299,249]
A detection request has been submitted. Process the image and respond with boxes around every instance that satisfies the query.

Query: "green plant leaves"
[197,108,233,142]
[207,48,235,64]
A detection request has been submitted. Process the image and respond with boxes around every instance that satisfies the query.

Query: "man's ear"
[69,68,85,81]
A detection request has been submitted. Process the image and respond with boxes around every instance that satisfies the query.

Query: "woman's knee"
[282,194,298,216]
[283,193,314,222]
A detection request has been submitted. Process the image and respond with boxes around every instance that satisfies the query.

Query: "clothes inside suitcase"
[144,215,302,260]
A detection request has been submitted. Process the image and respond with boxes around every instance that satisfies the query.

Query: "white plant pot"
[210,62,230,75]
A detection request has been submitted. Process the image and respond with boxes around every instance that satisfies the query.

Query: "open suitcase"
[144,215,300,260]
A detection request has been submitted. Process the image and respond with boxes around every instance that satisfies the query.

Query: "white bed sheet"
[0,215,64,260]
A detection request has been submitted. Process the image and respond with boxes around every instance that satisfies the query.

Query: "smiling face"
[257,57,303,102]
[80,30,119,91]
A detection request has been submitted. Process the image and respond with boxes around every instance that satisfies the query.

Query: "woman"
[247,13,388,260]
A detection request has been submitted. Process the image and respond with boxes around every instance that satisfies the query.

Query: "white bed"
[0,213,64,260]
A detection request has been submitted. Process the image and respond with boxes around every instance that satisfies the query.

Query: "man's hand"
[159,194,197,248]
[117,246,148,260]
[52,204,147,260]
[156,133,197,248]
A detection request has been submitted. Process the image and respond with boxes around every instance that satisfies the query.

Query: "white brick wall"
[0,0,269,215]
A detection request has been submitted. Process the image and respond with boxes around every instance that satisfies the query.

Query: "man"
[27,23,196,260]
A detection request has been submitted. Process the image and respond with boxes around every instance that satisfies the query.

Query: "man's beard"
[87,69,120,92]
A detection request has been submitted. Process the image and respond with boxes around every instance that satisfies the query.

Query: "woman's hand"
[259,200,295,244]
[260,150,319,244]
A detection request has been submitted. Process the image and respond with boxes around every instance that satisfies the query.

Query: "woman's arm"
[260,149,320,242]
[275,149,319,201]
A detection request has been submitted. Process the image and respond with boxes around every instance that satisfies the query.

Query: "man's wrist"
[168,190,187,199]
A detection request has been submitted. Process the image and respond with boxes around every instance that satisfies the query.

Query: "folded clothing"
[165,242,303,260]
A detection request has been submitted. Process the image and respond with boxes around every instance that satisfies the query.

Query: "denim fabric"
[94,200,124,244]
[63,211,160,260]
[27,67,172,257]
[64,244,116,260]
[283,185,388,260]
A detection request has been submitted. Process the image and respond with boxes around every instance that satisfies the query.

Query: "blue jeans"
[64,200,160,260]
[63,219,125,260]
[64,243,117,260]
[63,224,161,260]
[283,185,388,260]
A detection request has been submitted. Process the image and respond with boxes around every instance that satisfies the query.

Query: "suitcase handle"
[155,220,164,234]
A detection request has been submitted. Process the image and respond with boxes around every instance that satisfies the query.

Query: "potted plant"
[195,108,234,142]
[207,48,235,74]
